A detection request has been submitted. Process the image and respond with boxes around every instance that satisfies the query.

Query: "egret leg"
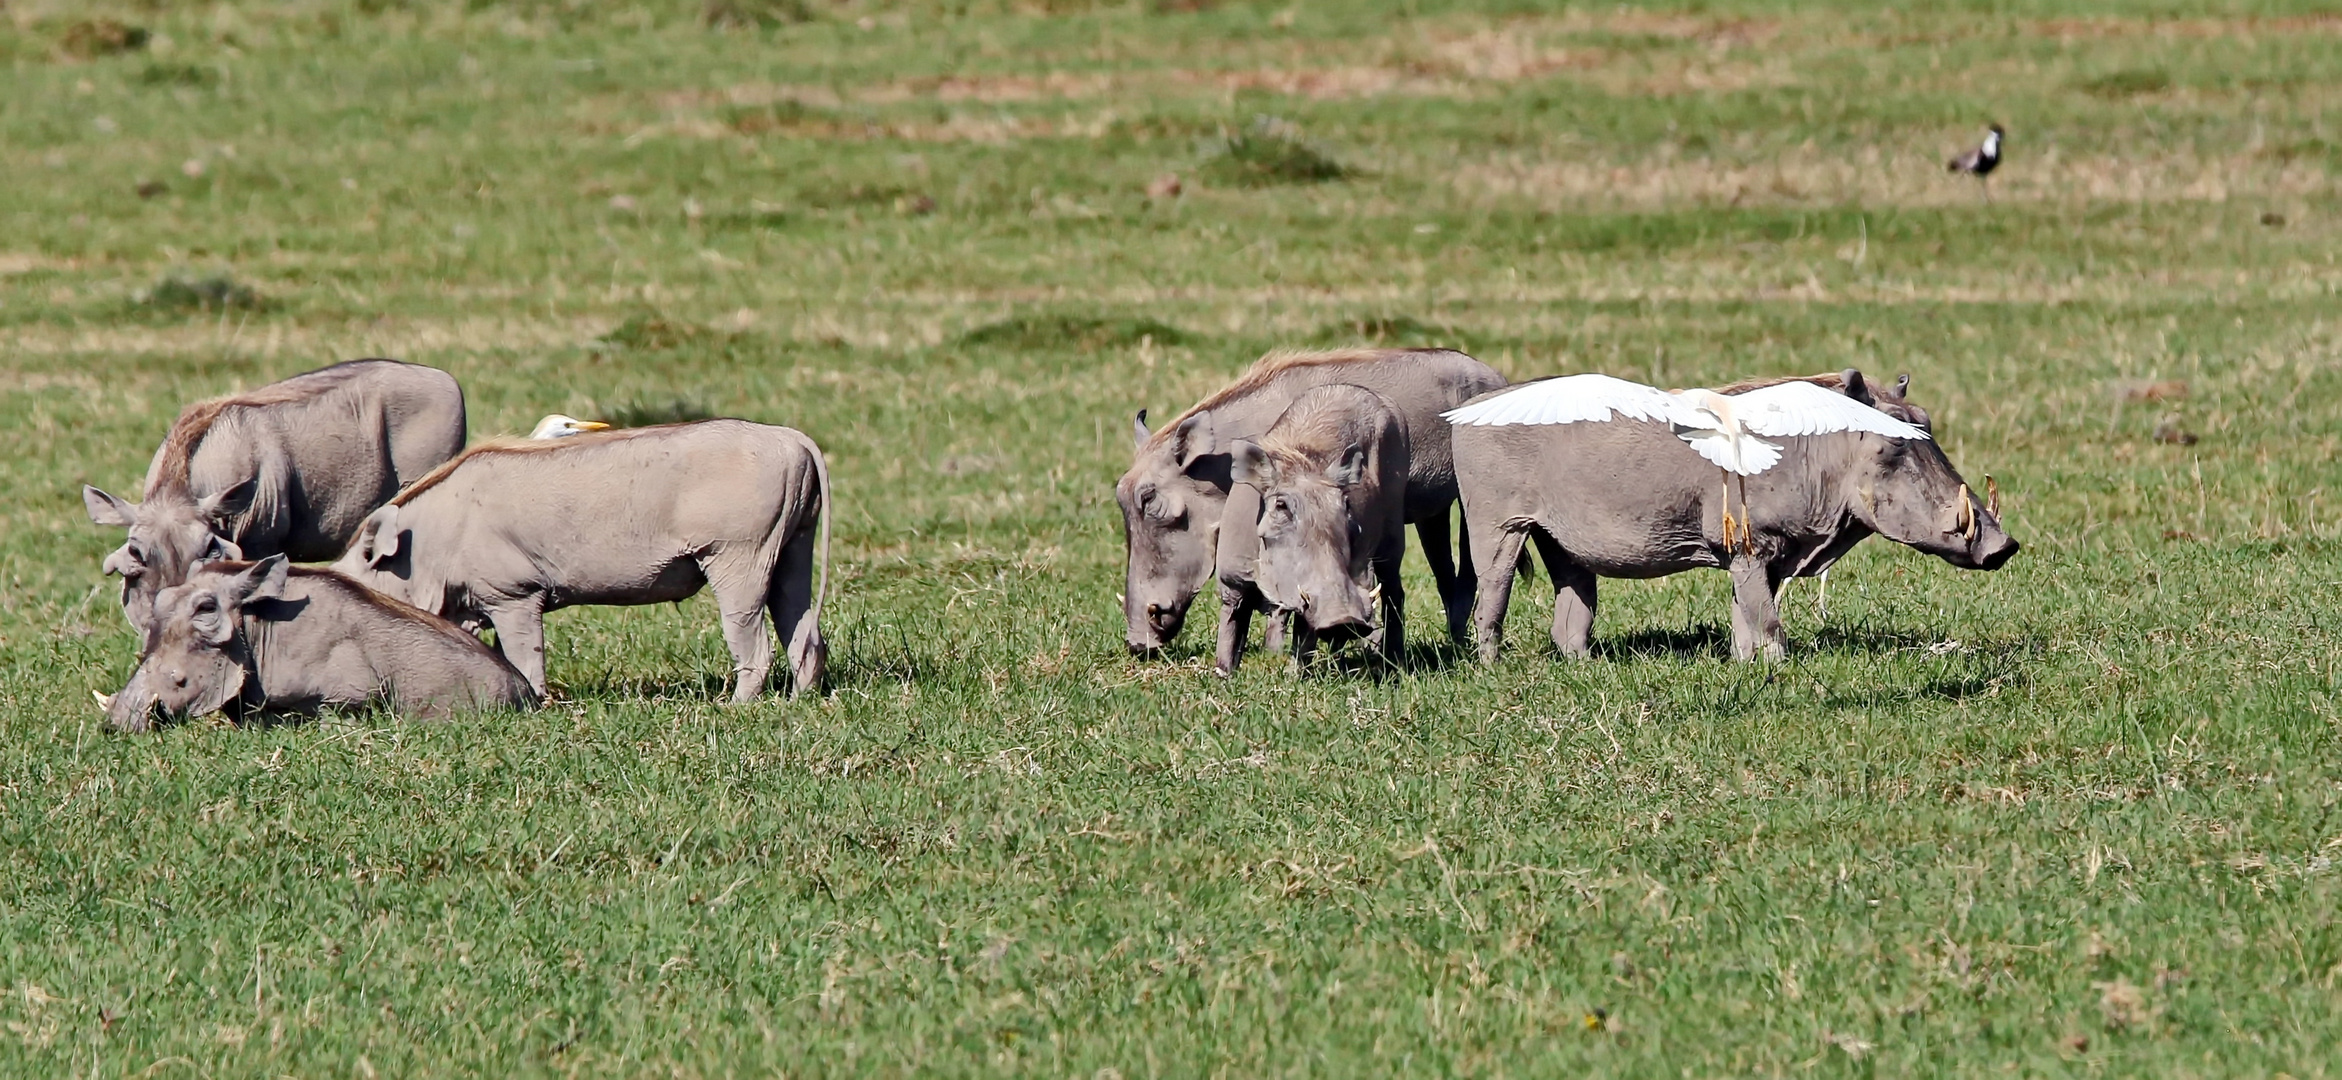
[1718,472,1738,551]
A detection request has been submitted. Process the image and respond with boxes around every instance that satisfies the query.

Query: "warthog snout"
[1296,589,1375,638]
[1126,599,1190,654]
[1972,529,2020,571]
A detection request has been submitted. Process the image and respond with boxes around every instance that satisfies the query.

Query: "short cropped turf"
[2,0,2338,1074]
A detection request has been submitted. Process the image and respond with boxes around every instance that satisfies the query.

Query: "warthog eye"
[1139,486,1182,524]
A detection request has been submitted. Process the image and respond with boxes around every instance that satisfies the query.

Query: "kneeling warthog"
[331,419,830,701]
[1118,348,1505,657]
[105,556,536,732]
[84,359,467,630]
[1455,370,2018,662]
[1226,384,1410,671]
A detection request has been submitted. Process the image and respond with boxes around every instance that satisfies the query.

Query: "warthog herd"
[83,348,2017,730]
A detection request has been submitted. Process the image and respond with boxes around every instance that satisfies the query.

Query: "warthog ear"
[352,504,403,567]
[84,486,138,528]
[1132,409,1150,448]
[225,554,290,608]
[197,479,257,523]
[1839,368,1873,405]
[1229,440,1273,488]
[1895,373,1912,399]
[1170,411,1214,472]
[198,534,243,564]
[1326,443,1369,488]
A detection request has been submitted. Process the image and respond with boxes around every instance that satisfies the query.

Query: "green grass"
[3,0,2340,1074]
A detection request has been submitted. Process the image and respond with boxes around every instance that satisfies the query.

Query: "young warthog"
[84,359,467,630]
[104,556,536,732]
[1455,370,2019,662]
[1117,348,1505,656]
[1226,385,1410,672]
[330,419,830,701]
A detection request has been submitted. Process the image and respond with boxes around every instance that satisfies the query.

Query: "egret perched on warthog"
[1446,369,2017,662]
[528,414,610,439]
[332,419,831,701]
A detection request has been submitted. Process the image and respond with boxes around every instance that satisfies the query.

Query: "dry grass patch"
[1457,145,2337,211]
[3,315,602,360]
[2022,14,2342,43]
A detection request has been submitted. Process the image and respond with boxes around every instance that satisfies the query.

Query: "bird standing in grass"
[1948,123,2005,201]
[528,414,609,439]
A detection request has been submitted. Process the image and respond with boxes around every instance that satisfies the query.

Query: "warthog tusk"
[1955,483,1974,539]
[1985,475,2000,517]
[1114,592,1125,608]
[93,690,112,711]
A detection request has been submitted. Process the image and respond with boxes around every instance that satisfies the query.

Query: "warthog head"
[1840,372,2020,572]
[139,554,289,721]
[85,482,250,630]
[1230,438,1378,640]
[1116,409,1231,654]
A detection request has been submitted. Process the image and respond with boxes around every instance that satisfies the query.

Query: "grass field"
[4,0,2341,1073]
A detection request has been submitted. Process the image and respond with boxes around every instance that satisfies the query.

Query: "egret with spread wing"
[1446,375,1931,550]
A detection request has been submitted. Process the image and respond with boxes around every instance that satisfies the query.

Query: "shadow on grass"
[1308,314,1468,350]
[957,314,1197,351]
[555,672,736,702]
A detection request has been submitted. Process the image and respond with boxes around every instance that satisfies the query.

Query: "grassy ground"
[3,0,2340,1074]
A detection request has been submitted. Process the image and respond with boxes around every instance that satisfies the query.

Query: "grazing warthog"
[104,556,536,732]
[84,359,466,630]
[330,420,830,701]
[1455,370,2019,662]
[1117,348,1505,656]
[1225,385,1410,671]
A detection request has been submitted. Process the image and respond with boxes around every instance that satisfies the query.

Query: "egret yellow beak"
[573,421,610,432]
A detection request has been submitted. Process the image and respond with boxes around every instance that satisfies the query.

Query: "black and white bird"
[1947,123,2004,199]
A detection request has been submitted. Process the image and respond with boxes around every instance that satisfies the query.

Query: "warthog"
[1455,370,2019,662]
[104,556,536,732]
[330,419,830,701]
[84,359,466,629]
[1117,348,1505,656]
[1225,384,1410,671]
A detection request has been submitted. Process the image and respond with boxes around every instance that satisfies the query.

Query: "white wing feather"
[1728,381,1931,441]
[1679,429,1781,474]
[1443,374,1686,427]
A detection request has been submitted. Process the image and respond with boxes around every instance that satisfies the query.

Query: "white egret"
[528,414,610,439]
[1445,374,1931,551]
